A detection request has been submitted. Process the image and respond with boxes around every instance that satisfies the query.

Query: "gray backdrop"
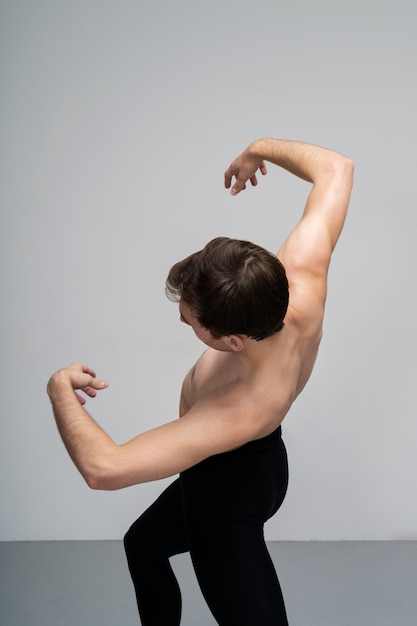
[1,0,416,541]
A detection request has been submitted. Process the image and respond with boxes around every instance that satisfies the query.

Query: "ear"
[228,334,245,352]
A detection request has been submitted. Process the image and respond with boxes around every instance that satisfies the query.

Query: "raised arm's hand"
[224,144,268,195]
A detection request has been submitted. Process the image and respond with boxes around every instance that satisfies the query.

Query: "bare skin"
[47,137,354,491]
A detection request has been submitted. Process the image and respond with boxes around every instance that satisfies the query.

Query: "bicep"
[117,418,209,485]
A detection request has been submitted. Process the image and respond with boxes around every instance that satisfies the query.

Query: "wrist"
[247,137,274,160]
[47,370,72,400]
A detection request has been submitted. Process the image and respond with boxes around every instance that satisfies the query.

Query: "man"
[47,137,354,625]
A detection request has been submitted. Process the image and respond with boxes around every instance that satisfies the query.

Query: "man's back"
[179,274,323,438]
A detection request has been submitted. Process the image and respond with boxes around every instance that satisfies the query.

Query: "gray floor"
[1,541,416,625]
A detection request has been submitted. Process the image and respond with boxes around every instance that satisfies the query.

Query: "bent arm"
[226,137,353,252]
[47,365,116,489]
[47,364,278,491]
[225,138,354,319]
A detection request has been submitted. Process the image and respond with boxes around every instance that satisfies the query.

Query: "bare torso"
[179,306,323,439]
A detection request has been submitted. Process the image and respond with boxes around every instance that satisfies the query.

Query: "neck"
[228,334,277,374]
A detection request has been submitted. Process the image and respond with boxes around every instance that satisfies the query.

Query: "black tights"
[124,427,289,625]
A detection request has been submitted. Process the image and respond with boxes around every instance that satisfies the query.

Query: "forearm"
[248,137,351,184]
[47,373,117,488]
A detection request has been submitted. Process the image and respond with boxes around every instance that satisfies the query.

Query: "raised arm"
[225,138,354,321]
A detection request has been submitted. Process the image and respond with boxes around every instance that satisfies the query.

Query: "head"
[166,237,289,341]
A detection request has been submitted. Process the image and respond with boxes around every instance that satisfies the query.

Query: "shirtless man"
[47,137,354,625]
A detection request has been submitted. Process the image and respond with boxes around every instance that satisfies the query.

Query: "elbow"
[85,471,106,491]
[82,458,121,491]
[344,156,355,178]
[337,155,354,181]
[85,472,120,491]
[326,155,354,196]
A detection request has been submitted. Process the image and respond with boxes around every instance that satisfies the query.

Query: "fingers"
[82,365,97,378]
[224,167,233,189]
[231,177,247,196]
[65,363,109,394]
[225,166,246,196]
[67,363,108,388]
[225,161,267,196]
[48,364,108,406]
[82,385,98,398]
[87,377,109,390]
[75,391,87,406]
[74,380,108,405]
[74,380,107,406]
[68,362,97,379]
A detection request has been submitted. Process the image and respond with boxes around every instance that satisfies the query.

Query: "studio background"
[1,0,416,542]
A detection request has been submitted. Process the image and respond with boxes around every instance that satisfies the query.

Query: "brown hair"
[166,237,289,340]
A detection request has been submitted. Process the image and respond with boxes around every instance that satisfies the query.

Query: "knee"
[123,523,140,558]
[123,520,156,566]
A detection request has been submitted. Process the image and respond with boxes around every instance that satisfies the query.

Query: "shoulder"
[180,349,225,416]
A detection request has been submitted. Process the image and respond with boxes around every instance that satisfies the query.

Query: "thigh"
[187,513,288,626]
[180,437,289,625]
[124,479,189,560]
